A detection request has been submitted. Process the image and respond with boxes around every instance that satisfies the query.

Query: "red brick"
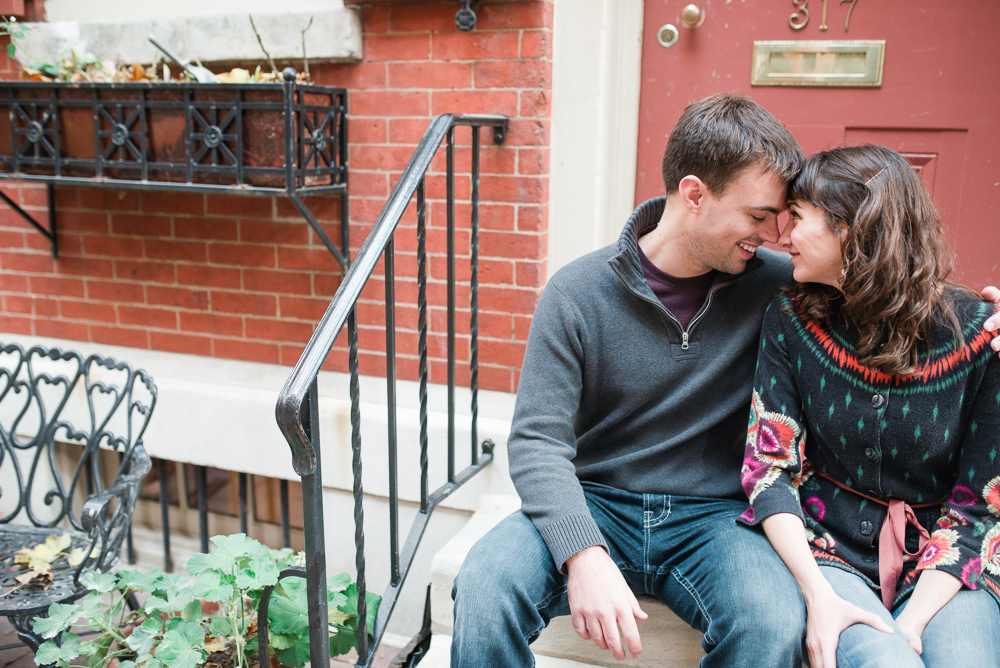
[352,90,429,117]
[213,338,279,364]
[243,269,312,295]
[313,273,343,296]
[112,214,171,237]
[388,118,432,145]
[60,299,116,322]
[141,191,204,216]
[475,60,551,89]
[519,89,551,119]
[57,210,110,234]
[175,218,239,241]
[78,189,140,211]
[245,317,315,342]
[479,311,513,339]
[150,331,212,356]
[277,247,345,272]
[144,239,208,263]
[4,294,30,314]
[79,236,141,257]
[481,230,543,259]
[361,5,389,33]
[181,312,243,337]
[514,314,533,339]
[29,276,85,298]
[388,4,455,31]
[431,31,520,61]
[119,305,177,330]
[478,364,513,393]
[0,314,31,335]
[520,30,551,59]
[87,280,144,303]
[206,194,274,218]
[518,148,548,175]
[428,358,471,387]
[481,176,547,205]
[364,34,430,62]
[347,118,388,144]
[480,338,527,367]
[387,62,472,89]
[477,2,553,30]
[0,272,28,292]
[274,196,343,223]
[481,258,515,284]
[422,173,471,201]
[212,291,276,316]
[53,187,79,209]
[504,119,549,147]
[479,285,540,315]
[209,243,275,268]
[177,265,241,289]
[17,186,48,208]
[0,251,54,273]
[34,318,88,342]
[90,325,149,350]
[347,171,390,199]
[432,90,518,117]
[279,295,329,320]
[517,205,546,231]
[0,229,24,247]
[240,220,310,245]
[54,256,115,278]
[316,62,387,89]
[116,260,176,283]
[147,285,209,310]
[516,261,545,287]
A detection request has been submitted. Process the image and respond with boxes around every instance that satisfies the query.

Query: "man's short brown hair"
[661,93,804,197]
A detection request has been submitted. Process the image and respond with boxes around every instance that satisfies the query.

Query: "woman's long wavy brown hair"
[787,144,972,376]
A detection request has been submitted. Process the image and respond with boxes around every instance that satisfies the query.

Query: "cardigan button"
[871,393,885,408]
[864,447,877,460]
[860,520,875,535]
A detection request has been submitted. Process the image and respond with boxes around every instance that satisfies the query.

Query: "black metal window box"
[0,73,350,267]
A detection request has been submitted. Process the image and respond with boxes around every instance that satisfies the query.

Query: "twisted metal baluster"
[417,178,429,512]
[347,308,368,662]
[469,127,481,464]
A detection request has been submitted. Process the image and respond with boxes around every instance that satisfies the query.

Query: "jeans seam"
[535,583,568,612]
[646,495,671,528]
[670,566,715,645]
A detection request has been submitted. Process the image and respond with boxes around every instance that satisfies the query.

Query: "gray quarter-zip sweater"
[508,197,793,570]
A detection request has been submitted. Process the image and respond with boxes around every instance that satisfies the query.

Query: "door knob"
[681,3,706,28]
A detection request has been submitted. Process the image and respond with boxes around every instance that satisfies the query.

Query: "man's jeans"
[452,482,806,667]
[821,566,1000,668]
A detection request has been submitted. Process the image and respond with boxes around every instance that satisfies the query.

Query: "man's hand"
[565,546,647,660]
[983,286,1000,354]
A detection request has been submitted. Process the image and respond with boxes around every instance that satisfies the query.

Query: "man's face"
[688,165,787,275]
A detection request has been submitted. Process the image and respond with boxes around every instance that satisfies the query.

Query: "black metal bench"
[0,342,155,656]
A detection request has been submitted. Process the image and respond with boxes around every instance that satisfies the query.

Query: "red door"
[635,1,1000,285]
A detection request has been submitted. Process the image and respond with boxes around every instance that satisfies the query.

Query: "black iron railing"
[272,113,508,667]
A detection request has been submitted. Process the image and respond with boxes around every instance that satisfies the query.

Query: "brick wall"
[0,0,552,393]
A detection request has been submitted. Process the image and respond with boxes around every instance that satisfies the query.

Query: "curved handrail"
[275,113,508,475]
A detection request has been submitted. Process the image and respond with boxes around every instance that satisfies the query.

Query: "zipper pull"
[681,331,689,350]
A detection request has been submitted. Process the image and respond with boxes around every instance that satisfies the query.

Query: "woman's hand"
[804,588,895,668]
[893,613,924,655]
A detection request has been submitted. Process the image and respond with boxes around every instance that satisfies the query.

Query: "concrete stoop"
[427,495,705,668]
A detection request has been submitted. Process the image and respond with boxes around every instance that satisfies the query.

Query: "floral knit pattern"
[740,291,1000,608]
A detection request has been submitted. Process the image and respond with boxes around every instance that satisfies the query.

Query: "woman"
[740,144,1000,668]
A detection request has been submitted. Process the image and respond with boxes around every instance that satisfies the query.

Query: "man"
[451,94,1000,667]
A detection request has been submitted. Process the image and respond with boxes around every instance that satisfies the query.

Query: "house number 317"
[790,0,859,32]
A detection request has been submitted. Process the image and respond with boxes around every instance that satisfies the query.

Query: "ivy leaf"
[80,571,118,594]
[33,602,82,639]
[125,618,162,655]
[194,571,234,602]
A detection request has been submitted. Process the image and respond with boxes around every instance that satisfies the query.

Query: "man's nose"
[760,217,781,244]
[777,220,793,247]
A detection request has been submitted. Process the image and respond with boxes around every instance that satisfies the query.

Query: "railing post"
[301,378,330,668]
[446,126,456,483]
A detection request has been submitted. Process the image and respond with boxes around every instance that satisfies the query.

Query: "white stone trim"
[547,0,644,279]
[15,8,362,68]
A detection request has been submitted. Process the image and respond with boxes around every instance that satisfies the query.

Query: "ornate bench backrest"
[0,342,157,533]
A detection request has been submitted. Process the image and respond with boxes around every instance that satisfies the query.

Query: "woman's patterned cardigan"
[740,290,1000,608]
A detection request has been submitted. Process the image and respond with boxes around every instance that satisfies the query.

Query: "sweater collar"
[608,196,765,297]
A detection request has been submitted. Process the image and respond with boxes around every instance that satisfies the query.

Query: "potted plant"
[30,533,379,668]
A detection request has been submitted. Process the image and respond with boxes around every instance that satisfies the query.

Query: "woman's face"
[779,200,845,290]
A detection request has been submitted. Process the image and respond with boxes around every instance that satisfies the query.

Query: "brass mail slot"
[751,40,885,87]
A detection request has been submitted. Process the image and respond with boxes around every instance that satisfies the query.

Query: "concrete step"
[420,634,603,668]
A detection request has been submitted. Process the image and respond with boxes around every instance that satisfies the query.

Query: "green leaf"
[329,628,356,658]
[126,618,162,654]
[80,571,118,593]
[194,571,234,602]
[207,614,231,637]
[8,43,16,58]
[117,662,136,668]
[183,551,217,575]
[267,631,300,650]
[156,631,206,668]
[117,568,163,592]
[342,584,380,636]
[276,633,311,668]
[327,572,351,591]
[34,641,64,666]
[268,580,308,635]
[182,597,203,622]
[33,603,82,639]
[235,559,279,591]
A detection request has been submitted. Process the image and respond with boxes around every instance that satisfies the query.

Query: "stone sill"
[15,8,362,69]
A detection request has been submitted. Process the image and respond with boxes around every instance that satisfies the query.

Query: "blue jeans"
[820,566,1000,668]
[451,483,806,667]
